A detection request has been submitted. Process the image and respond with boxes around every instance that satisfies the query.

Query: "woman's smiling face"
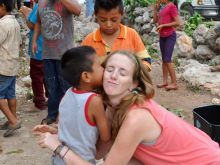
[103,53,137,100]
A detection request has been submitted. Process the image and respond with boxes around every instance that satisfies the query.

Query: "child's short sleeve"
[28,4,38,24]
[170,3,178,18]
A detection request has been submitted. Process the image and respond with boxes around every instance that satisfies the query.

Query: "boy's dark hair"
[61,46,96,87]
[0,0,14,12]
[94,0,124,15]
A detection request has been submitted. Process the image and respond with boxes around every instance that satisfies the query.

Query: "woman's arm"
[36,108,161,165]
[37,132,93,165]
[104,109,158,165]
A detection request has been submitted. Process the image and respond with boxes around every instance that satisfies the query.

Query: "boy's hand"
[32,41,38,55]
[32,125,58,134]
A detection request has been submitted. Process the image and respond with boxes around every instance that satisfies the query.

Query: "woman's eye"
[119,71,126,76]
[106,66,114,72]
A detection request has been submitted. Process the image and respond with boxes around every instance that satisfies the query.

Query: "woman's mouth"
[107,81,118,86]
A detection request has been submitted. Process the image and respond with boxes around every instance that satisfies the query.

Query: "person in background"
[35,51,220,165]
[32,0,81,125]
[86,0,94,17]
[13,0,21,10]
[20,0,47,111]
[0,0,21,137]
[82,0,151,71]
[23,0,31,8]
[153,0,180,91]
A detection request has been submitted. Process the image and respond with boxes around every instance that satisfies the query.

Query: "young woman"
[153,0,179,91]
[35,51,220,165]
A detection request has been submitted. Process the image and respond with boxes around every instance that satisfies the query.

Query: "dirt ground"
[0,62,214,165]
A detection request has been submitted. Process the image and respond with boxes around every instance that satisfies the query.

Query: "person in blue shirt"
[20,0,47,110]
[86,0,94,17]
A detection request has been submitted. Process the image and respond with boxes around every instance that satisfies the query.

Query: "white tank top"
[52,88,98,165]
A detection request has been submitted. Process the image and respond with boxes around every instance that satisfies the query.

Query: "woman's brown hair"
[102,51,155,140]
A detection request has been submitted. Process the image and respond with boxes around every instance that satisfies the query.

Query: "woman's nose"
[110,71,117,80]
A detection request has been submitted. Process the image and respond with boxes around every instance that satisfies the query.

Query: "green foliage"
[184,12,204,37]
[204,19,215,29]
[186,83,201,93]
[173,56,180,67]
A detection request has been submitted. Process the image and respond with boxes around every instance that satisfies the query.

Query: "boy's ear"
[81,71,92,83]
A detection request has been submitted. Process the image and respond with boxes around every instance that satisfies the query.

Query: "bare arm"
[32,13,41,55]
[160,15,180,28]
[20,6,34,29]
[156,15,180,32]
[89,96,111,159]
[153,1,160,23]
[60,0,81,15]
[36,108,161,165]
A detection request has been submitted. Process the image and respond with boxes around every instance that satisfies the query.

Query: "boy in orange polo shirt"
[81,0,151,70]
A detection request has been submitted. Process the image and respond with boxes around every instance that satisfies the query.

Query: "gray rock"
[142,11,151,23]
[133,7,147,16]
[181,59,220,88]
[176,33,195,58]
[134,16,143,24]
[195,45,215,60]
[215,37,220,49]
[141,24,152,34]
[214,23,220,35]
[133,24,141,32]
[205,28,218,50]
[193,24,208,44]
[210,55,220,66]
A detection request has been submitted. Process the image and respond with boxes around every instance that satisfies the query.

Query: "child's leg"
[162,62,168,85]
[30,59,46,110]
[0,76,18,125]
[166,62,177,87]
[163,32,178,90]
[0,99,17,125]
[7,98,17,117]
[157,37,168,88]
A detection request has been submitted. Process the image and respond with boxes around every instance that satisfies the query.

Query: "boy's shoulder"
[0,15,20,28]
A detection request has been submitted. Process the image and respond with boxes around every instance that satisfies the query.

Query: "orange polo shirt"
[81,24,151,70]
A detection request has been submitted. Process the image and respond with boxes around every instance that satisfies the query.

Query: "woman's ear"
[132,80,139,88]
[129,80,138,91]
[81,72,92,83]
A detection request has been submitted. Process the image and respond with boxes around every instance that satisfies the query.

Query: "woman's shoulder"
[126,106,153,124]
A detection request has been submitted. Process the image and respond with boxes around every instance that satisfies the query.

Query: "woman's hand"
[33,124,58,134]
[36,132,61,151]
